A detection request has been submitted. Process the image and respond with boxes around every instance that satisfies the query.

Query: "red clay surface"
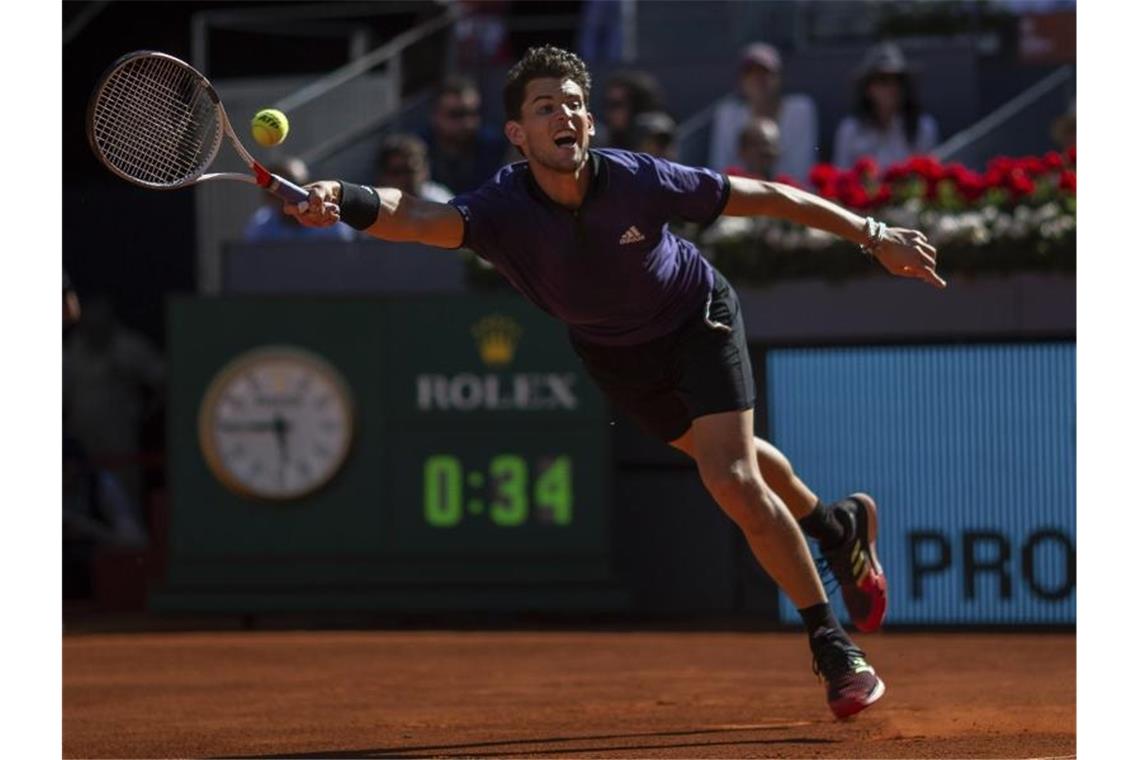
[63,631,1074,759]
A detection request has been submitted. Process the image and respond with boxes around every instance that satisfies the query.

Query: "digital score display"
[422,454,573,528]
[388,432,608,560]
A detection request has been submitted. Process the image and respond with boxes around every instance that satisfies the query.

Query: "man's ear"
[586,112,596,137]
[504,121,526,151]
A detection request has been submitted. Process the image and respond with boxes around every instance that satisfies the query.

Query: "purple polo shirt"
[449,148,729,346]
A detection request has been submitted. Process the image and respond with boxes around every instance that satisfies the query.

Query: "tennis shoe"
[819,493,887,633]
[810,628,886,719]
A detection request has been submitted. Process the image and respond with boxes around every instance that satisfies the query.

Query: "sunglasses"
[443,107,480,120]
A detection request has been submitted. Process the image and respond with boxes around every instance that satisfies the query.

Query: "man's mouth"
[554,133,576,148]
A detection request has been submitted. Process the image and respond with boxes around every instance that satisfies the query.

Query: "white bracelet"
[860,217,886,258]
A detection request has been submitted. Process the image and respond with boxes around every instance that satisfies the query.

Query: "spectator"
[630,111,677,160]
[725,116,781,180]
[1051,99,1075,150]
[832,43,940,171]
[376,134,454,202]
[244,157,355,242]
[421,75,509,194]
[577,0,624,65]
[708,43,818,184]
[63,295,165,515]
[596,70,664,150]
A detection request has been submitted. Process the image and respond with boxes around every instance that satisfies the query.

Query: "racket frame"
[87,50,310,204]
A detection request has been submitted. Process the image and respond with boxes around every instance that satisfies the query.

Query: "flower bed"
[704,150,1076,284]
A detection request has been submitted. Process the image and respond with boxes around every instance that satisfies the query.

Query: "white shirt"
[832,113,940,170]
[708,94,819,184]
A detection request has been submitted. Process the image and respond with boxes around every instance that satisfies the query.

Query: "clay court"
[63,629,1074,759]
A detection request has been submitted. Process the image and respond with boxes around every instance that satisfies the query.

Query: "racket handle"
[264,174,311,204]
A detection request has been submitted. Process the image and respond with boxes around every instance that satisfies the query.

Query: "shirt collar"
[523,149,608,210]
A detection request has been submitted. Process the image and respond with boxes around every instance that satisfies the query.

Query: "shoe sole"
[848,492,887,633]
[831,676,886,720]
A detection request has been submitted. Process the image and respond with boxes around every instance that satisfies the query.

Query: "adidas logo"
[618,225,646,245]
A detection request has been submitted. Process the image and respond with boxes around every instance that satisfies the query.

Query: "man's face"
[603,84,632,132]
[506,77,594,174]
[379,152,427,195]
[740,65,780,107]
[433,89,482,145]
[866,74,902,115]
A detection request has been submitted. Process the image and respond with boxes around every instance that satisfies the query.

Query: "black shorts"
[569,269,756,443]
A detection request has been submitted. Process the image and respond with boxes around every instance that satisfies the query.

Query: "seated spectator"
[376,134,454,202]
[596,70,664,150]
[630,111,678,160]
[725,116,781,180]
[63,436,148,599]
[709,43,818,184]
[243,157,355,242]
[420,75,509,194]
[1051,99,1075,150]
[832,43,939,170]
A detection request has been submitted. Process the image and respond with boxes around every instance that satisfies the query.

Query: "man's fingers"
[917,249,937,269]
[918,241,938,260]
[924,266,948,288]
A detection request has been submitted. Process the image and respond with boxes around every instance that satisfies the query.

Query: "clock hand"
[272,415,290,466]
[216,420,277,433]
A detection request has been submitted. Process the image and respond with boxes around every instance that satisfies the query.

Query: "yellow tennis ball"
[251,108,289,147]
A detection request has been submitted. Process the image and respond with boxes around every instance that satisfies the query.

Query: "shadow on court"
[223,726,836,758]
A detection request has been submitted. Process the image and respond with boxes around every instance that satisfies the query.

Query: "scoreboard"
[155,295,622,612]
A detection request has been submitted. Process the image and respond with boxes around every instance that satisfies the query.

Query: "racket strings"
[91,55,222,187]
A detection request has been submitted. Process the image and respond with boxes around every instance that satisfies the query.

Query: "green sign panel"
[156,295,619,611]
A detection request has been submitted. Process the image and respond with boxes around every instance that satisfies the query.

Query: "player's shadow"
[223,726,838,758]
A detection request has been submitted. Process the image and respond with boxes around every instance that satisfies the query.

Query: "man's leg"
[751,436,888,634]
[674,408,885,719]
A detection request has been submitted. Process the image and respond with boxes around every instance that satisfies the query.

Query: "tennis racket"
[87,50,310,206]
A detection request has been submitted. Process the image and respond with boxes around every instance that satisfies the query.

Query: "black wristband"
[338,181,381,231]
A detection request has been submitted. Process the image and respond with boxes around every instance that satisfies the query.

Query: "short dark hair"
[436,74,478,104]
[604,70,663,114]
[502,45,591,121]
[376,133,428,172]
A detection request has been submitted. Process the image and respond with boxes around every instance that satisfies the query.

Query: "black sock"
[797,500,850,550]
[798,601,843,639]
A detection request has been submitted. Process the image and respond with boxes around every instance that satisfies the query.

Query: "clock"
[198,346,355,500]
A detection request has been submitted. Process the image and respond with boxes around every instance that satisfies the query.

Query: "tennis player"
[286,45,945,720]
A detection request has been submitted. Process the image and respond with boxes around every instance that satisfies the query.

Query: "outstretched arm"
[722,175,946,288]
[284,180,464,249]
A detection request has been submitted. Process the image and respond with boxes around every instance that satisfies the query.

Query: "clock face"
[198,347,355,500]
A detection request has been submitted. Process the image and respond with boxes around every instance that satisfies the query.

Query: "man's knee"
[754,437,796,490]
[699,460,780,532]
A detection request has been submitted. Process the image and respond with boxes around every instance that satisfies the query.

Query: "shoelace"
[813,555,843,595]
[811,638,868,683]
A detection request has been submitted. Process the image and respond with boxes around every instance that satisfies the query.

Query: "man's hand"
[872,228,947,289]
[283,181,342,228]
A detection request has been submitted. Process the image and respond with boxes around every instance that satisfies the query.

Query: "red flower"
[852,156,879,180]
[809,163,840,189]
[1020,156,1047,176]
[987,155,1015,177]
[844,185,871,209]
[908,155,944,182]
[872,185,892,206]
[1044,151,1064,170]
[882,163,910,183]
[1058,170,1076,194]
[818,180,839,200]
[1066,145,1076,165]
[1005,168,1035,198]
[944,163,970,183]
